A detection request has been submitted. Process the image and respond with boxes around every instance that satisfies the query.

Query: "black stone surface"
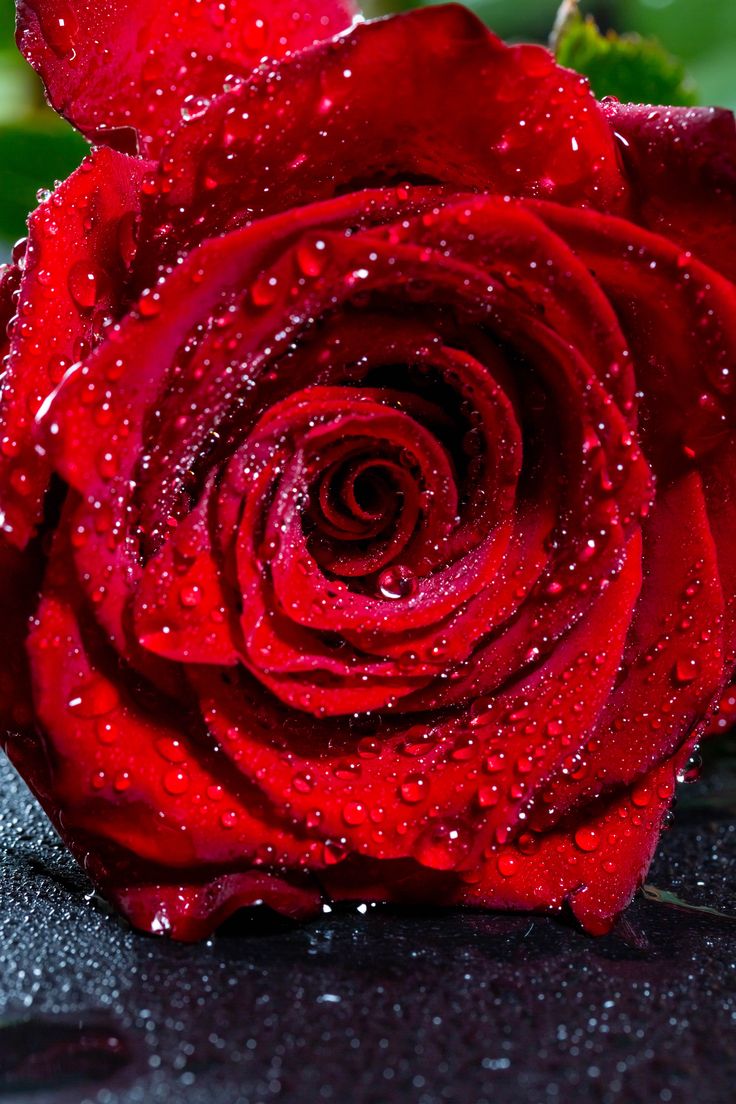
[1,744,735,1104]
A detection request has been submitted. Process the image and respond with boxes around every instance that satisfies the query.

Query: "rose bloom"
[0,0,734,940]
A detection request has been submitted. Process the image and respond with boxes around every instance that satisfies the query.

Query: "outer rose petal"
[0,147,151,546]
[603,102,736,282]
[527,472,725,833]
[113,872,321,942]
[21,523,329,937]
[16,0,358,156]
[323,746,686,937]
[532,201,736,659]
[141,3,629,271]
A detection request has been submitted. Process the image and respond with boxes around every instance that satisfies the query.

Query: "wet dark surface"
[1,744,735,1104]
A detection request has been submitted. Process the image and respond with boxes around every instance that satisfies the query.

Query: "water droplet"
[400,772,428,804]
[415,820,469,870]
[295,236,330,279]
[163,769,189,796]
[483,751,505,773]
[496,853,518,878]
[67,262,98,309]
[97,448,118,480]
[517,831,540,855]
[38,1,79,57]
[67,678,119,718]
[451,736,476,762]
[155,737,187,763]
[323,840,347,865]
[11,237,28,265]
[357,737,381,759]
[515,755,533,775]
[181,94,211,122]
[477,784,498,808]
[574,826,600,852]
[342,801,367,826]
[178,584,202,608]
[250,272,279,308]
[243,17,268,53]
[678,751,702,783]
[377,564,417,600]
[95,719,117,745]
[138,289,162,317]
[117,212,139,268]
[672,656,699,685]
[292,772,314,794]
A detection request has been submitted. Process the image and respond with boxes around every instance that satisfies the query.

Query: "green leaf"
[641,884,736,922]
[553,0,698,106]
[0,122,88,249]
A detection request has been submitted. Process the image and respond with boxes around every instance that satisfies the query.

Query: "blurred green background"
[1,0,735,252]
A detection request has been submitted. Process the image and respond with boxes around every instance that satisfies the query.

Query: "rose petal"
[25,533,323,932]
[0,147,150,546]
[603,102,736,282]
[16,0,358,155]
[134,478,240,666]
[141,3,628,271]
[113,871,321,941]
[186,535,642,866]
[528,472,725,833]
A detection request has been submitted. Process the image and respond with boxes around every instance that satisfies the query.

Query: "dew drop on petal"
[67,678,119,718]
[378,564,417,600]
[415,820,470,870]
[295,236,330,279]
[400,772,428,804]
[163,768,190,796]
[672,656,699,685]
[342,801,367,826]
[496,853,518,878]
[178,584,202,608]
[67,262,98,309]
[574,826,600,852]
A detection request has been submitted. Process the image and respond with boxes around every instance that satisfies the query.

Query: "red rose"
[1,1,734,940]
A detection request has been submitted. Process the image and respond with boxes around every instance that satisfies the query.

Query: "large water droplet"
[672,656,699,685]
[415,820,469,870]
[38,1,79,57]
[181,94,212,122]
[574,826,600,852]
[496,853,518,878]
[400,772,428,804]
[67,679,119,718]
[67,262,98,310]
[377,565,417,600]
[295,236,330,279]
[163,769,190,796]
[342,801,367,826]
